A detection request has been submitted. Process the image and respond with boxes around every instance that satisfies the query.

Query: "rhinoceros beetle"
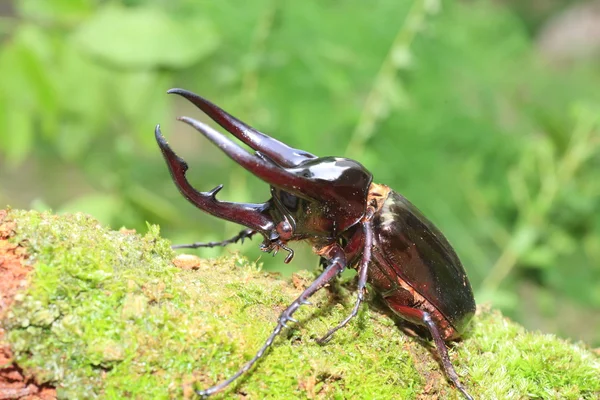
[155,88,476,399]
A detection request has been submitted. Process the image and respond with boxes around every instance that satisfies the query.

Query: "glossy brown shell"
[370,191,476,335]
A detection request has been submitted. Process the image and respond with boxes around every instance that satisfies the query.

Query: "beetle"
[155,88,476,399]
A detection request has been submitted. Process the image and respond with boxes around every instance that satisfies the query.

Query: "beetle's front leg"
[171,228,256,250]
[196,243,347,398]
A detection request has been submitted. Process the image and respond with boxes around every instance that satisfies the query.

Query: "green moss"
[2,210,599,399]
[463,309,600,399]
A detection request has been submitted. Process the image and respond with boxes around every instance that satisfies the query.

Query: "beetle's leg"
[316,219,374,344]
[172,228,256,250]
[168,88,317,167]
[196,243,347,398]
[155,125,275,234]
[394,306,473,400]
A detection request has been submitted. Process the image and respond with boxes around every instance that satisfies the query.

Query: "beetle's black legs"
[196,243,347,398]
[171,229,256,250]
[168,88,317,167]
[316,219,374,344]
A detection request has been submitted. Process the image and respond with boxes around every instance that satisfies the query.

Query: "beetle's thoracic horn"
[168,88,317,167]
[176,116,324,199]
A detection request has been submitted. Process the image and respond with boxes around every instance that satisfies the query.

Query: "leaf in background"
[55,121,96,162]
[56,44,111,129]
[125,185,182,224]
[0,95,6,153]
[0,24,58,146]
[73,6,219,69]
[113,69,173,151]
[17,0,93,23]
[1,109,34,166]
[130,72,172,151]
[9,26,58,117]
[116,71,160,120]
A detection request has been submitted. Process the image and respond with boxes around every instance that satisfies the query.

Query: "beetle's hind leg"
[393,306,473,400]
[316,219,374,344]
[172,228,256,250]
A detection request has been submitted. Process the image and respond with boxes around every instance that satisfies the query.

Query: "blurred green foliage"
[1,0,599,346]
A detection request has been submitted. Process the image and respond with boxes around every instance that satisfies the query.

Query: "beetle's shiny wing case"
[371,191,476,334]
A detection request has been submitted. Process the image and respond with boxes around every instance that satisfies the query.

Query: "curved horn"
[176,116,325,199]
[155,125,275,233]
[168,88,317,167]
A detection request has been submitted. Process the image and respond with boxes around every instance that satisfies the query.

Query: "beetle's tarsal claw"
[284,249,294,264]
[279,243,294,263]
[315,336,332,345]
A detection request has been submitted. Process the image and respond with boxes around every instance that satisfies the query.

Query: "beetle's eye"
[279,191,299,210]
[276,221,293,241]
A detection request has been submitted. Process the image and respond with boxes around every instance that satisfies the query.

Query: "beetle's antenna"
[168,88,317,167]
[171,228,256,250]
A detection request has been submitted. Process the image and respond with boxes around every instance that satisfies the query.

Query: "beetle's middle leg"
[171,228,256,250]
[316,218,374,344]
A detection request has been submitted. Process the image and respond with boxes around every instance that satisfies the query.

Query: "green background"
[1,0,599,347]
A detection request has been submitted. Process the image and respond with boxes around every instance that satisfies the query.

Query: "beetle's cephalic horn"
[155,125,275,233]
[168,88,317,168]
[176,116,325,200]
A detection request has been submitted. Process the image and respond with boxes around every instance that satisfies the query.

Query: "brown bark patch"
[0,210,56,400]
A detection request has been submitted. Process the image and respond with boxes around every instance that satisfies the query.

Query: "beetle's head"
[264,155,372,241]
[156,89,372,253]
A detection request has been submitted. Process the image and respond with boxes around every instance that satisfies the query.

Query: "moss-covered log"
[0,210,598,399]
